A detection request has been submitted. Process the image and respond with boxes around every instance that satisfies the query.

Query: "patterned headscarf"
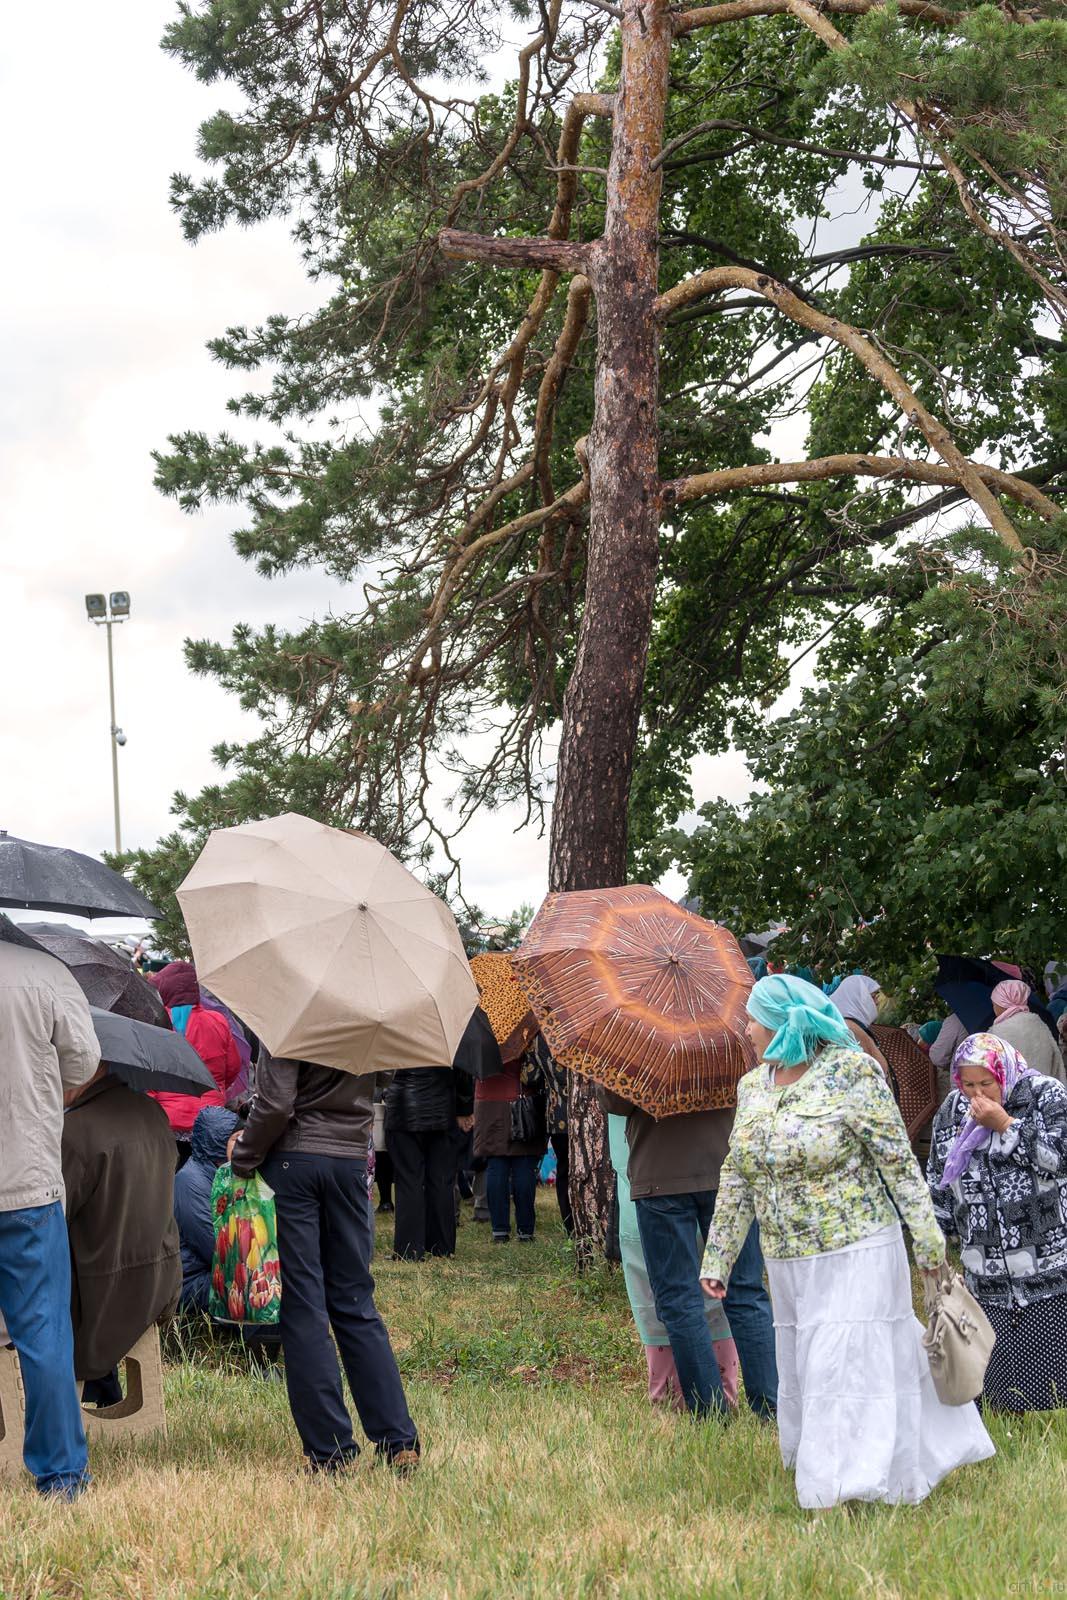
[746,975,856,1069]
[938,1032,1035,1187]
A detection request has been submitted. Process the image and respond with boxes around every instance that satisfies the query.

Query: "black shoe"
[491,1233,510,1244]
[517,1233,535,1243]
[377,1200,394,1214]
[305,1448,360,1477]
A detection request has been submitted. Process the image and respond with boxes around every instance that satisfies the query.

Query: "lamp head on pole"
[84,591,131,622]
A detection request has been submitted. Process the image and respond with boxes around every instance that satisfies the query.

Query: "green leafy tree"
[679,538,1067,1006]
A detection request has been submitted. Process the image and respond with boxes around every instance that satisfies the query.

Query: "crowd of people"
[2,928,1065,1512]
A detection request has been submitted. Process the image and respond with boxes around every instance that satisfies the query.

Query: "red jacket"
[474,1060,521,1103]
[152,1005,242,1135]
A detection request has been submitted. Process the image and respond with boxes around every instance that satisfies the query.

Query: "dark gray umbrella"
[452,1006,505,1080]
[13,919,86,940]
[0,831,160,920]
[16,925,170,1027]
[90,1007,215,1096]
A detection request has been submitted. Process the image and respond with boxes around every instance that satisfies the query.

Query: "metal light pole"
[85,591,130,854]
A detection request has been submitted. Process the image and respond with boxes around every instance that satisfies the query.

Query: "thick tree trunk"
[551,0,673,1259]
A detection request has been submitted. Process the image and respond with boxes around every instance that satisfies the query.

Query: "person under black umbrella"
[0,916,100,1498]
[149,963,243,1165]
[61,1063,181,1407]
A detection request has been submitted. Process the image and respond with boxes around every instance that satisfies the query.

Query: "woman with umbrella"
[927,1032,1067,1412]
[700,974,993,1509]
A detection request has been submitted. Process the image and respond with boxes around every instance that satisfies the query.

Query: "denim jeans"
[487,1155,539,1238]
[635,1190,777,1419]
[0,1203,90,1495]
[261,1152,418,1466]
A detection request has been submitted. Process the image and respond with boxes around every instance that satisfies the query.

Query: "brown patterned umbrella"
[869,1024,939,1141]
[469,952,538,1063]
[512,885,756,1119]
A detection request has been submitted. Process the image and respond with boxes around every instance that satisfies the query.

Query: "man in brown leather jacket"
[230,1053,419,1473]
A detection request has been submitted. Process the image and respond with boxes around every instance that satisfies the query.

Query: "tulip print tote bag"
[208,1164,282,1325]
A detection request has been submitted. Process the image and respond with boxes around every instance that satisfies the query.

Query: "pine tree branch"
[655,266,1029,549]
[438,230,592,273]
[662,453,1062,520]
[653,118,933,172]
[671,0,958,36]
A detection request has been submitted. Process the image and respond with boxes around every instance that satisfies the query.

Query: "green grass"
[2,1193,1065,1599]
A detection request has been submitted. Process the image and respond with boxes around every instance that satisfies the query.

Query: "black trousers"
[551,1130,574,1236]
[389,1128,457,1259]
[261,1151,418,1466]
[375,1149,394,1207]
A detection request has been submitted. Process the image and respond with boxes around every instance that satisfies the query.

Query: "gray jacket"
[0,943,101,1212]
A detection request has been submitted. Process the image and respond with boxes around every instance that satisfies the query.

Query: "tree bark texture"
[550,0,673,1259]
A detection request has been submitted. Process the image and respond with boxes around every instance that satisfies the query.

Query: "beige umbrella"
[176,813,477,1074]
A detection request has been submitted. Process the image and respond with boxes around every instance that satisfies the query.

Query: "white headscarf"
[833,973,881,1029]
[1045,960,1067,999]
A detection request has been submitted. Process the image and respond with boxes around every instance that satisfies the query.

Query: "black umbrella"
[12,919,86,939]
[0,831,160,920]
[0,911,51,954]
[16,925,171,1027]
[935,954,1058,1038]
[90,1007,215,1096]
[740,926,783,958]
[452,1006,504,1080]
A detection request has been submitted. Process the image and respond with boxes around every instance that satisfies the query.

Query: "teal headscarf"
[747,975,855,1068]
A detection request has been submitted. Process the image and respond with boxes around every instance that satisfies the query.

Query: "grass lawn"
[2,1191,1065,1599]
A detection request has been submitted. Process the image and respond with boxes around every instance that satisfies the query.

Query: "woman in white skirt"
[701,975,994,1509]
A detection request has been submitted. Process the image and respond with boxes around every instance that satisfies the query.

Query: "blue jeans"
[635,1190,778,1419]
[487,1155,538,1238]
[261,1152,418,1466]
[0,1203,89,1495]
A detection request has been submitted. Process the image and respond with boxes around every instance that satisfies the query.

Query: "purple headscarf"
[199,986,252,1097]
[938,1032,1035,1188]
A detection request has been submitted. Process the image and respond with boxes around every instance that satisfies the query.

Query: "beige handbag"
[921,1268,996,1405]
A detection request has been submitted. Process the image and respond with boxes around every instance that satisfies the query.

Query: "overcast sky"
[1,0,771,937]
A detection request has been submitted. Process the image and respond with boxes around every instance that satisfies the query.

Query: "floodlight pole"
[85,591,129,855]
[105,617,122,854]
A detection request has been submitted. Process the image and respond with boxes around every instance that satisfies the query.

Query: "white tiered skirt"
[767,1224,995,1508]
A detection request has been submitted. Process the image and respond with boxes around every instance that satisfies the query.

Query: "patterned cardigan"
[701,1043,945,1283]
[926,1075,1067,1309]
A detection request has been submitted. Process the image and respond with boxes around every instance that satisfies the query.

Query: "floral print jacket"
[926,1075,1067,1309]
[701,1044,945,1283]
